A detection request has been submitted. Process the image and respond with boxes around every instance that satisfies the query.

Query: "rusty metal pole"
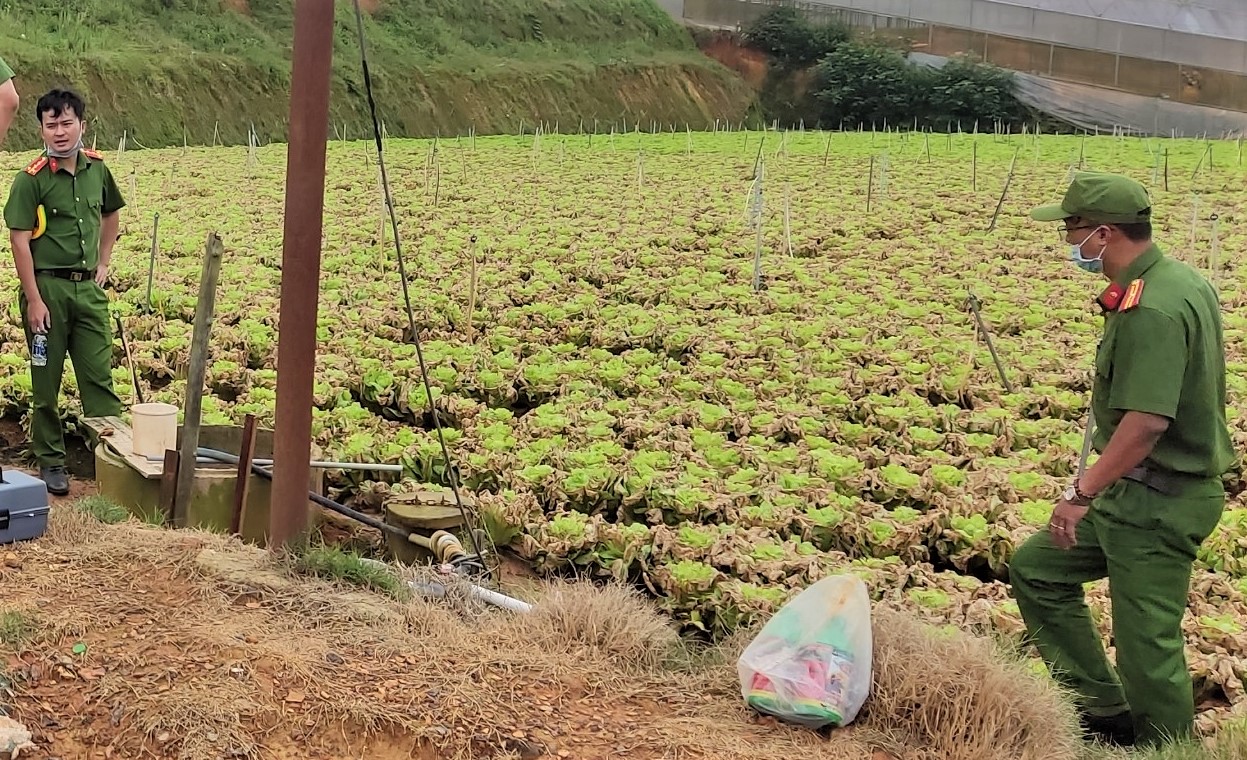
[270,0,334,550]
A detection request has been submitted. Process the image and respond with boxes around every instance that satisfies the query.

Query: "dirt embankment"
[695,29,773,91]
[3,57,758,152]
[0,502,1094,760]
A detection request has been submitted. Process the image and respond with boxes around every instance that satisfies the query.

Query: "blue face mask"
[1070,228,1105,274]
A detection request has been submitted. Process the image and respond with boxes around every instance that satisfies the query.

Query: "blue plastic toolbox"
[0,467,50,545]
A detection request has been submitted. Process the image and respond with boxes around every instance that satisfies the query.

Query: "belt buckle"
[69,271,84,282]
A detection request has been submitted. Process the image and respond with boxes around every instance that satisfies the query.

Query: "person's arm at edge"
[0,77,19,148]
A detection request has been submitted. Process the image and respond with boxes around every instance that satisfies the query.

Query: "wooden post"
[173,233,225,528]
[231,414,259,536]
[158,450,179,525]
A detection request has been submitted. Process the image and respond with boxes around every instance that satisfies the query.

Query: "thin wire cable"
[350,0,490,581]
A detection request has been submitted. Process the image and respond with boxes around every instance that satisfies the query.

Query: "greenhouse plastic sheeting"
[909,52,1247,137]
[1012,75,1247,137]
[989,0,1247,41]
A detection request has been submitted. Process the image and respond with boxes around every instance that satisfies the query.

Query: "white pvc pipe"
[358,558,533,613]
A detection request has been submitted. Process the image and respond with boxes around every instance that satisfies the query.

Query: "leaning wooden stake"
[173,233,225,528]
[967,292,1013,393]
[987,147,1020,232]
[114,314,144,406]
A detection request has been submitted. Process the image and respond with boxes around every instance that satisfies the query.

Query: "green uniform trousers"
[1009,476,1225,747]
[19,274,123,467]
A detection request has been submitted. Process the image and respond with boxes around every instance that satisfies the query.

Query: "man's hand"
[27,299,50,334]
[1049,498,1089,550]
[95,264,108,288]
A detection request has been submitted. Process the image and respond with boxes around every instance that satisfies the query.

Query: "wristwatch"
[1062,481,1095,507]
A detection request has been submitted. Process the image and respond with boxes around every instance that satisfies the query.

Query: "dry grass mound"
[489,579,683,671]
[0,502,1118,760]
[861,606,1085,760]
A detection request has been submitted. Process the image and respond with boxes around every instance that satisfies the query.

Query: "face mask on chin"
[44,135,83,159]
[1070,227,1106,274]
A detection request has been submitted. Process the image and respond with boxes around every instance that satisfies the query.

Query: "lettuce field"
[3,128,1247,721]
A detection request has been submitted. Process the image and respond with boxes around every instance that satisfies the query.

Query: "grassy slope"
[0,0,757,150]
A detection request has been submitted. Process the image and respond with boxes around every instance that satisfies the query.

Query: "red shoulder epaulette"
[1118,279,1145,312]
[1097,282,1124,312]
[82,148,104,160]
[23,156,48,176]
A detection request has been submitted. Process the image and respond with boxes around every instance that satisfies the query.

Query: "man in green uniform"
[4,89,126,495]
[1009,172,1236,748]
[0,55,19,146]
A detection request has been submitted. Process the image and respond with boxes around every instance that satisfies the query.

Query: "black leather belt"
[35,269,95,282]
[1122,463,1202,496]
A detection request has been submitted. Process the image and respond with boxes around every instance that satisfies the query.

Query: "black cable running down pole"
[349,0,490,581]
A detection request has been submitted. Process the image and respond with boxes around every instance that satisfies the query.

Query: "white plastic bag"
[737,574,873,729]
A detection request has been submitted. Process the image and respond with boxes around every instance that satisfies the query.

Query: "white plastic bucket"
[131,403,178,458]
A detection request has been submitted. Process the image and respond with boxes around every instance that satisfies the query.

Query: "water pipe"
[191,447,490,577]
[358,558,533,614]
[145,449,403,473]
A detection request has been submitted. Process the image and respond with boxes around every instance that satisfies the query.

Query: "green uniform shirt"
[1092,243,1236,478]
[3,151,126,271]
[0,56,13,82]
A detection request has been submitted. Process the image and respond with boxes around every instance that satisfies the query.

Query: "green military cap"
[1031,171,1153,224]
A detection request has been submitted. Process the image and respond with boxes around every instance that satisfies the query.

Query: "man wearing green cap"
[0,55,19,146]
[1009,171,1235,748]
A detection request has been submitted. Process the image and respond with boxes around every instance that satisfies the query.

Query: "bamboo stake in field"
[146,212,160,313]
[465,235,480,343]
[1189,194,1201,253]
[1210,212,1221,289]
[1192,142,1212,180]
[1164,148,1170,191]
[971,141,978,192]
[925,131,931,163]
[823,132,832,167]
[751,165,765,293]
[987,147,1020,232]
[377,164,387,262]
[784,185,794,258]
[966,292,1014,393]
[433,156,441,207]
[866,155,876,213]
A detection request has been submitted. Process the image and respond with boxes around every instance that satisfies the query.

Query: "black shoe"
[40,466,70,496]
[1080,711,1135,747]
